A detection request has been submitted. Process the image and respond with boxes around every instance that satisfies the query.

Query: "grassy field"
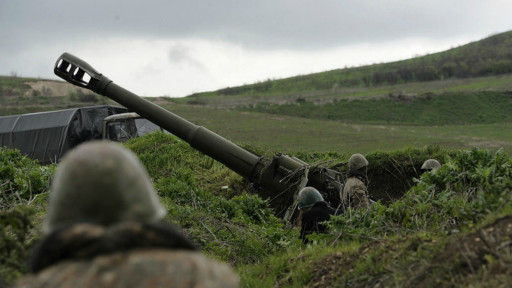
[2,74,511,156]
[156,104,512,154]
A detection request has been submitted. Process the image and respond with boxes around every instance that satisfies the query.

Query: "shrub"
[0,147,55,207]
[0,205,39,285]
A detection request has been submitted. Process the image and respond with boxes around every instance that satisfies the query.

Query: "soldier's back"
[16,249,238,288]
[15,142,239,288]
[341,177,370,209]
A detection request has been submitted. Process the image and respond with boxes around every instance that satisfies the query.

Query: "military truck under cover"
[0,105,163,163]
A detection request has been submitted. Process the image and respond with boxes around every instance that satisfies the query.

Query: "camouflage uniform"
[16,222,238,288]
[340,154,371,210]
[15,141,239,288]
[341,177,370,210]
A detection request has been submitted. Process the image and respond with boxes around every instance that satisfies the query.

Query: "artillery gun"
[54,52,345,220]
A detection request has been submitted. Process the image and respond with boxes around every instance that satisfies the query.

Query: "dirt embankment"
[24,80,88,97]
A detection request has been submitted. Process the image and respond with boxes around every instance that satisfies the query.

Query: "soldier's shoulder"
[345,177,364,187]
[129,250,240,286]
[16,249,239,288]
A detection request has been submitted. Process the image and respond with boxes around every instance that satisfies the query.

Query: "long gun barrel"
[54,52,344,219]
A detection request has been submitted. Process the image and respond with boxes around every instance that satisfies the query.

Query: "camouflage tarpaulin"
[0,105,128,163]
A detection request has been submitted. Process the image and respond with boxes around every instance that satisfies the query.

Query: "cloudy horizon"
[1,1,511,97]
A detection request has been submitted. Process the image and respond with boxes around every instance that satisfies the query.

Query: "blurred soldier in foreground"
[16,141,239,288]
[297,187,341,243]
[341,154,371,210]
[421,159,441,173]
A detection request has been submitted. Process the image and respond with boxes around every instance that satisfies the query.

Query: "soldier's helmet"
[421,159,441,171]
[43,141,166,234]
[297,187,324,210]
[348,153,369,172]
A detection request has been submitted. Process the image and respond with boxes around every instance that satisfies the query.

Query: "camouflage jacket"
[15,221,239,288]
[340,176,370,210]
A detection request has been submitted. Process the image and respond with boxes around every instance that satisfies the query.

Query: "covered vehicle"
[0,105,128,163]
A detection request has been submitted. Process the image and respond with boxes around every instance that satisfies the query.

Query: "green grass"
[237,91,512,125]
[2,134,511,287]
[237,148,512,287]
[158,104,512,154]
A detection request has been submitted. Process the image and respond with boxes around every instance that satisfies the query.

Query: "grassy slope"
[183,30,512,100]
[175,73,512,108]
[3,135,510,287]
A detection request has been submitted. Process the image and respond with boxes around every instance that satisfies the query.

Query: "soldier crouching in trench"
[15,141,239,288]
[296,187,341,244]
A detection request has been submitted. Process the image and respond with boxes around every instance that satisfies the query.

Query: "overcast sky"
[1,1,511,97]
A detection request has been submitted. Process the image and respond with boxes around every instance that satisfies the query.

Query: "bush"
[0,147,55,208]
[0,206,39,285]
[156,173,295,265]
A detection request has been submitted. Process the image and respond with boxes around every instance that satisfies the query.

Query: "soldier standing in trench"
[341,153,371,210]
[15,141,239,288]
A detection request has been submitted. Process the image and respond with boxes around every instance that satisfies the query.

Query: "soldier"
[421,159,441,173]
[297,187,341,243]
[15,141,239,288]
[341,153,371,210]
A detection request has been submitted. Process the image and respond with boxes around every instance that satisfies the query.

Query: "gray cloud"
[1,0,511,96]
[2,0,510,51]
[168,44,205,70]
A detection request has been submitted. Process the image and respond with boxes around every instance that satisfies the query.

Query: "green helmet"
[44,141,166,234]
[421,159,441,171]
[348,153,369,172]
[297,187,323,210]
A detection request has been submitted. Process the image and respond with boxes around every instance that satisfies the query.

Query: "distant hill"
[164,30,512,128]
[182,30,512,105]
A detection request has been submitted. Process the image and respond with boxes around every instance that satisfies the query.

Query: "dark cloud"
[1,0,511,96]
[2,0,510,51]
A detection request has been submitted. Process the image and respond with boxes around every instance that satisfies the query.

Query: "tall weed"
[0,147,55,207]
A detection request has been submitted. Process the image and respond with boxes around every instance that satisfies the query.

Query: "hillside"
[2,31,512,111]
[183,30,512,104]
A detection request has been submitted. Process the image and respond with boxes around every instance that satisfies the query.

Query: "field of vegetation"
[1,30,512,287]
[2,134,511,287]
